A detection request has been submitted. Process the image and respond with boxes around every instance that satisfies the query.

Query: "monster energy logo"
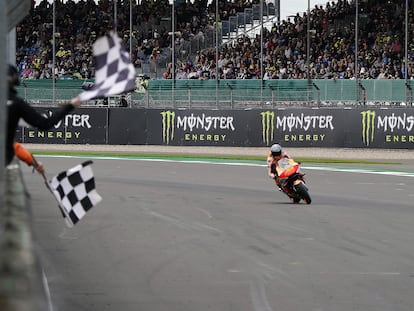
[361,110,376,146]
[161,110,175,144]
[261,111,275,145]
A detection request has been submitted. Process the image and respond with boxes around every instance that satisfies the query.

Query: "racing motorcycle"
[275,158,311,204]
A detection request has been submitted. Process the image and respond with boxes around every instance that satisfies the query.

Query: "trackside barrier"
[17,79,414,107]
[0,161,49,311]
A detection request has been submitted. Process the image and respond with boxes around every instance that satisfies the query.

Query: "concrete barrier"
[0,161,49,311]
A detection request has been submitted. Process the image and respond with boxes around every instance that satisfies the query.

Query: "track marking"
[249,275,275,311]
[38,154,414,177]
[42,270,54,311]
[196,207,213,219]
[141,207,222,233]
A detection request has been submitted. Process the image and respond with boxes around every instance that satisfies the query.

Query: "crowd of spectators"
[193,0,414,80]
[15,0,414,82]
[16,0,254,80]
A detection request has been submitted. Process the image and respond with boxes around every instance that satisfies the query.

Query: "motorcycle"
[275,158,311,204]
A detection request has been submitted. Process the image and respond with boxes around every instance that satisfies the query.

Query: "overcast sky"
[280,1,334,21]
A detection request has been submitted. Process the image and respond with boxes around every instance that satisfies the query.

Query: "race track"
[24,156,414,311]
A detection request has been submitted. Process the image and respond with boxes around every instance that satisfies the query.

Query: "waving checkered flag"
[78,31,136,101]
[48,161,102,227]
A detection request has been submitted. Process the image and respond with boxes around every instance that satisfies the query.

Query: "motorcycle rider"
[267,143,289,189]
[268,143,311,204]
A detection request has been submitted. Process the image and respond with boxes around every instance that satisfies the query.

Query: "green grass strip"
[30,149,400,165]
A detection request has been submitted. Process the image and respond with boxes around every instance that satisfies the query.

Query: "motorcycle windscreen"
[277,158,299,178]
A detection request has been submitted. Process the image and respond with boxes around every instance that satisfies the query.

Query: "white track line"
[38,154,414,177]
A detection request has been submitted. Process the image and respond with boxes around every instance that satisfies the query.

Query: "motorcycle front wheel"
[295,183,312,204]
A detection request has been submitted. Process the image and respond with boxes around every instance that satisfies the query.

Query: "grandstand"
[10,0,414,107]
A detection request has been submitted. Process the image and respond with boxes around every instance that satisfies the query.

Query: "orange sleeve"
[14,142,34,166]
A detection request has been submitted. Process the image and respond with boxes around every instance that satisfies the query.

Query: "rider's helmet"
[270,143,282,156]
[7,64,20,88]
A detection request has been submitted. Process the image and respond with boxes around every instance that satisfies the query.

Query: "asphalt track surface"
[24,155,414,311]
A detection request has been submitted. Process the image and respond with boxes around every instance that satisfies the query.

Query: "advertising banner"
[146,109,251,146]
[253,109,346,147]
[17,107,414,149]
[144,109,347,147]
[20,107,107,144]
[108,109,147,145]
[356,108,414,148]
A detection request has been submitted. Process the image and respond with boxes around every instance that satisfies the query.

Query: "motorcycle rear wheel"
[295,183,312,204]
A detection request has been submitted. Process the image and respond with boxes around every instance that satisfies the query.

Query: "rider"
[267,143,289,189]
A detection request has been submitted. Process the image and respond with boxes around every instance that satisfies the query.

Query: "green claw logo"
[261,111,275,145]
[360,110,376,146]
[161,110,175,144]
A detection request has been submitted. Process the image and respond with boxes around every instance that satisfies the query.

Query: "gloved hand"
[32,157,45,174]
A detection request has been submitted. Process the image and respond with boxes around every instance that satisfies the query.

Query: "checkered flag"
[48,161,102,227]
[78,31,136,101]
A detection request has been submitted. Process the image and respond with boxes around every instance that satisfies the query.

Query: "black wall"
[18,107,414,149]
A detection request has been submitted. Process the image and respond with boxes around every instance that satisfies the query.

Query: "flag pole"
[215,0,218,108]
[130,0,132,60]
[52,0,56,105]
[40,171,74,228]
[114,0,118,33]
[172,0,175,106]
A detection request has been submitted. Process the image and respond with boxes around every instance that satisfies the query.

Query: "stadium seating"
[15,0,414,82]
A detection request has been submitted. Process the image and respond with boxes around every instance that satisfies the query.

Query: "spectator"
[15,0,414,81]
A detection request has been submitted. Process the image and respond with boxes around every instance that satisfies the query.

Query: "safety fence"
[15,107,414,149]
[17,79,414,109]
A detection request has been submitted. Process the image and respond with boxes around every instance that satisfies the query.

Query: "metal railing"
[18,79,414,109]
